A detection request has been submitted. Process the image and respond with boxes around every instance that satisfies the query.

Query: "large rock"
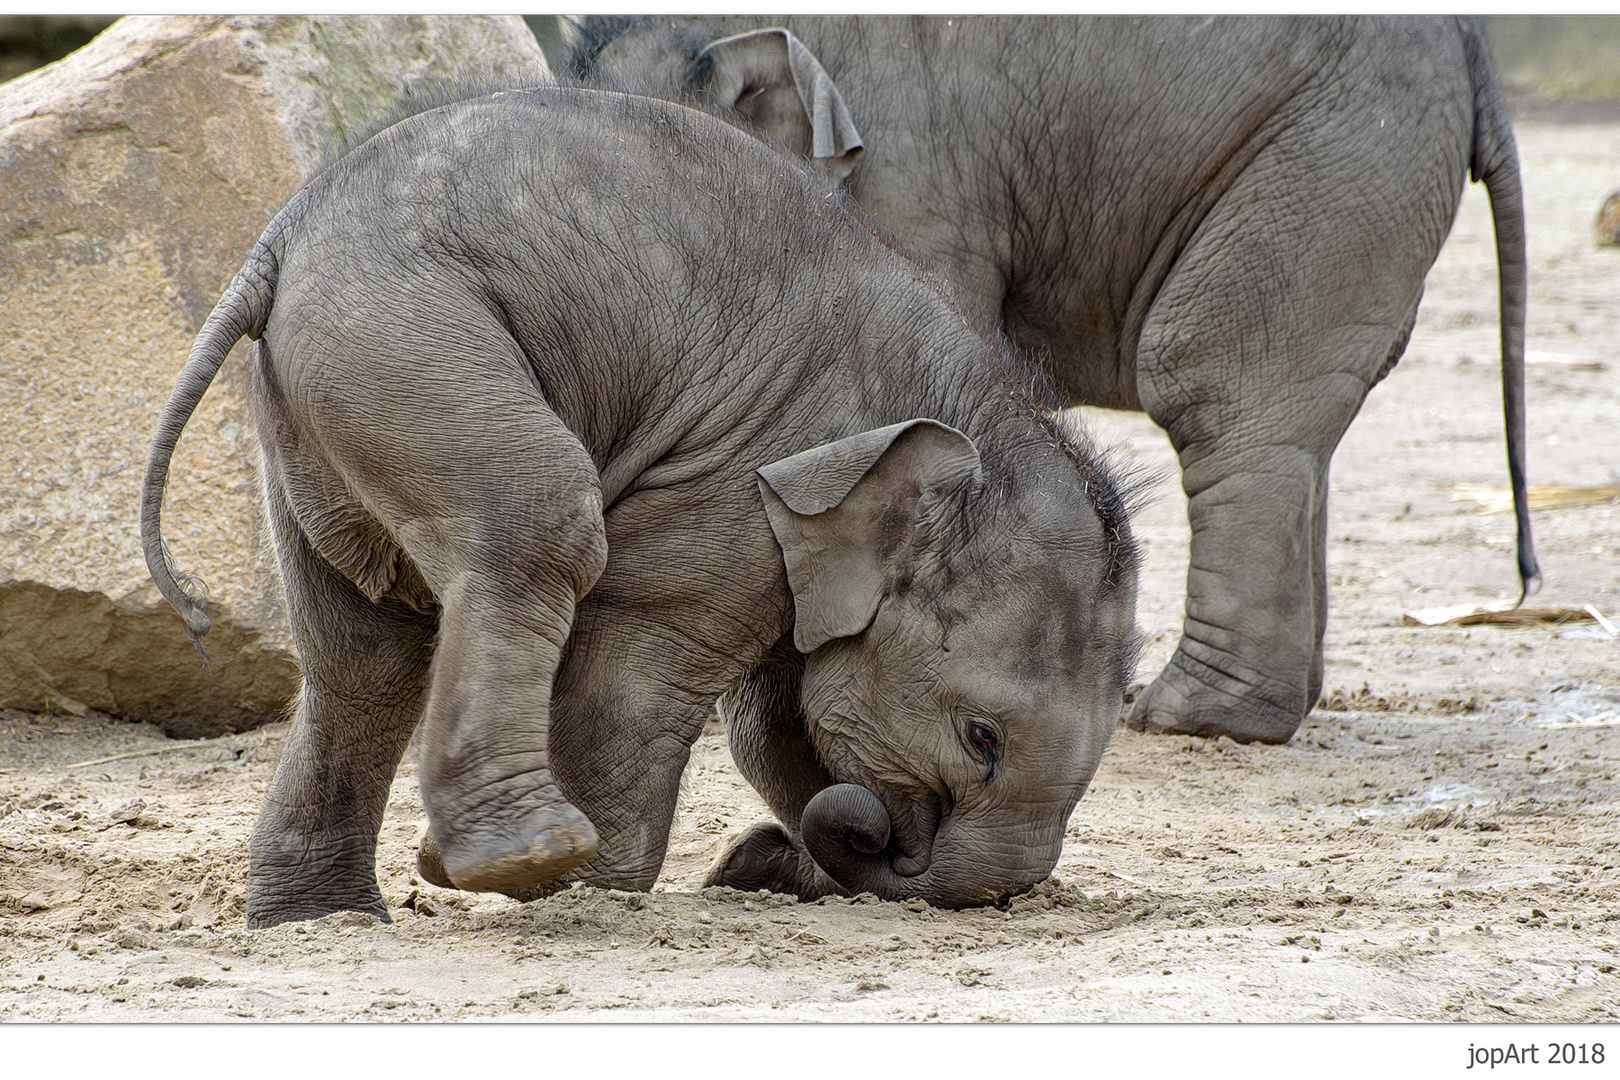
[0,16,549,737]
[1597,189,1620,247]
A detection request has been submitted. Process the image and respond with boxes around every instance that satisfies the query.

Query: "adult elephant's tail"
[139,239,281,653]
[1462,16,1540,602]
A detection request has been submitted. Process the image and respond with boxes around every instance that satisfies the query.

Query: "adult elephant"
[571,14,1537,743]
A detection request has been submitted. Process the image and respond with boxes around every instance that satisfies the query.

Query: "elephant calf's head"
[758,417,1140,907]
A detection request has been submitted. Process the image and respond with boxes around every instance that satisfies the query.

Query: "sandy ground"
[2,122,1617,1022]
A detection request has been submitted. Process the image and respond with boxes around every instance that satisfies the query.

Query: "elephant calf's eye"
[966,720,1000,763]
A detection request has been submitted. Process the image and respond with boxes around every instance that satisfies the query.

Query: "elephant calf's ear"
[758,419,981,653]
[700,28,864,181]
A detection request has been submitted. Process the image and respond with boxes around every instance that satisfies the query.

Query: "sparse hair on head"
[958,326,1151,591]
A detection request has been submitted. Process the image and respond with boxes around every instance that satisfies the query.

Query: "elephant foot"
[703,821,842,900]
[415,830,456,889]
[246,837,393,929]
[1125,653,1303,744]
[416,828,569,902]
[245,893,391,929]
[431,803,599,896]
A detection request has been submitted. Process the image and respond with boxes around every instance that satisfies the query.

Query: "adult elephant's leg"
[1129,438,1336,743]
[1308,458,1331,709]
[1125,106,1460,743]
[246,469,435,928]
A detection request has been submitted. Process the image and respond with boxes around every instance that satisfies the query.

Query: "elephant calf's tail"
[1463,17,1540,602]
[139,243,279,654]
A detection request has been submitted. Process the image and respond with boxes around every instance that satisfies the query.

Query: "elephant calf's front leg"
[704,821,843,898]
[700,642,845,898]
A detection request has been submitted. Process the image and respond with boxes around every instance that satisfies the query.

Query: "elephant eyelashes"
[965,720,1001,770]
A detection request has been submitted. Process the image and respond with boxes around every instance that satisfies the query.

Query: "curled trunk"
[799,782,1058,908]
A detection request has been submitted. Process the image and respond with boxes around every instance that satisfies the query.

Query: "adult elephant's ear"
[700,28,864,181]
[758,419,981,653]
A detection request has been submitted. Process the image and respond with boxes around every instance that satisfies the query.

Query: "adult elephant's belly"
[999,288,1143,412]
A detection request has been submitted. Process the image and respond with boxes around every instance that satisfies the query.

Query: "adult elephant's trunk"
[799,783,1057,908]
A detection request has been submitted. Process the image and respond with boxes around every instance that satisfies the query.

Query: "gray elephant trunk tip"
[801,783,906,895]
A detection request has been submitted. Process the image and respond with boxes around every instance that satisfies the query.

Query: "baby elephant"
[141,87,1140,927]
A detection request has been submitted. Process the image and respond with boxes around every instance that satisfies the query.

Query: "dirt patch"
[2,122,1617,1021]
[1315,685,1484,716]
[1,707,1614,1021]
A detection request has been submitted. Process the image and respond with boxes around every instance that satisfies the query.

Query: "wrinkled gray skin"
[574,15,1539,744]
[139,89,1140,925]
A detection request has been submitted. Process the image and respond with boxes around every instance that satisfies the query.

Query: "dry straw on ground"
[1445,482,1620,514]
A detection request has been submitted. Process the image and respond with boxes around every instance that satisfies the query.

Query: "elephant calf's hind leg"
[246,474,436,928]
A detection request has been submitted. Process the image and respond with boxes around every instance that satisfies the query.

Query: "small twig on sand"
[63,730,281,771]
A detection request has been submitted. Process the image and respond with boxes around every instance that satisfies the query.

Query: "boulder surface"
[0,16,549,736]
[1597,189,1620,247]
